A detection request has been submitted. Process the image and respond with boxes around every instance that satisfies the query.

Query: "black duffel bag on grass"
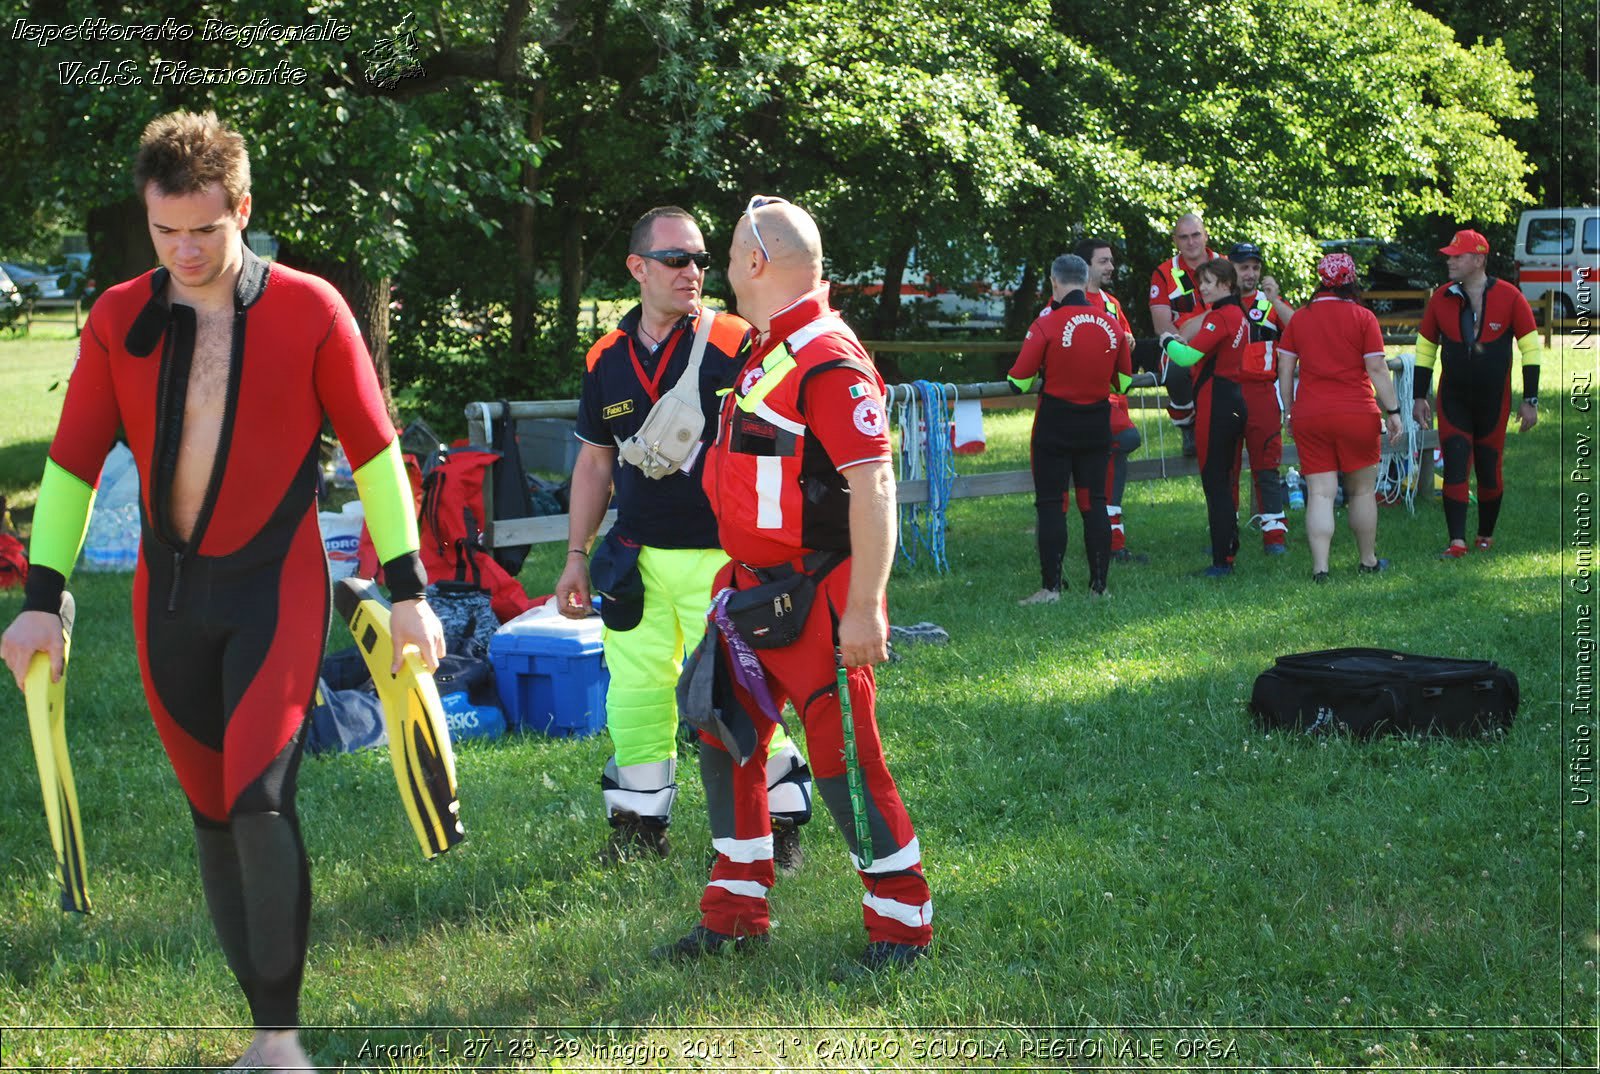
[1250,647,1518,737]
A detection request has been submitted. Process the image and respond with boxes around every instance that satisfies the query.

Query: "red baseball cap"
[1439,229,1490,256]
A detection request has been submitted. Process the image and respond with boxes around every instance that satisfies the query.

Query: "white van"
[1514,207,1599,318]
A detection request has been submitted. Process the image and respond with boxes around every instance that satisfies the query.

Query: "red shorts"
[1291,408,1381,475]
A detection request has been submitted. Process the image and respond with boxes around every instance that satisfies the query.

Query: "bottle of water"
[1286,467,1305,510]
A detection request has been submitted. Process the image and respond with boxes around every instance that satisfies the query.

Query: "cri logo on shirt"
[853,398,886,436]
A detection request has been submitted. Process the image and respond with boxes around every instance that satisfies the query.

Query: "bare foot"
[231,1030,312,1072]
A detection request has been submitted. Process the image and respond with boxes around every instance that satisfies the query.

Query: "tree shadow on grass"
[0,437,48,501]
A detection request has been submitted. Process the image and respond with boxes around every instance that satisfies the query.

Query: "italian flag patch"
[849,383,870,399]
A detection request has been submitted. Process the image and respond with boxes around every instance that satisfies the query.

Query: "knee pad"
[765,742,813,825]
[602,756,678,824]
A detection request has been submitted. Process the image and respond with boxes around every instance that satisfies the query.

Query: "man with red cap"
[1413,228,1541,558]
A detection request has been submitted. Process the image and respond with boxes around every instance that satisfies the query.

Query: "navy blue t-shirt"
[575,305,749,549]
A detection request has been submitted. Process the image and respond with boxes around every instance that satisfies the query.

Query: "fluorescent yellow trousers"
[601,545,803,824]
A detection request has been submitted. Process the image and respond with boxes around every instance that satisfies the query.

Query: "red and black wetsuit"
[24,247,423,1028]
[1008,292,1129,593]
[1163,297,1250,567]
[1414,278,1541,543]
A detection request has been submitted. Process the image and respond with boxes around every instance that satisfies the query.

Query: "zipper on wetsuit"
[149,306,186,613]
[167,551,183,613]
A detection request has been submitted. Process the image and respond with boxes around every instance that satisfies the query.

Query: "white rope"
[1375,352,1420,512]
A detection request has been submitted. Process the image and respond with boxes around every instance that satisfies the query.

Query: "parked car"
[1515,207,1599,319]
[0,267,21,308]
[1316,239,1434,313]
[1,261,91,303]
[1,261,65,300]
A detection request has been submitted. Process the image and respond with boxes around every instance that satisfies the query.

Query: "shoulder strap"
[666,308,717,402]
[782,315,850,356]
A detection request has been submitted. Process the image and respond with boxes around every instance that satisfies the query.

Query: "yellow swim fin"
[333,578,463,858]
[24,591,90,913]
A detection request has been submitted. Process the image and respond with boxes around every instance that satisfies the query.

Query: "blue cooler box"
[490,604,609,737]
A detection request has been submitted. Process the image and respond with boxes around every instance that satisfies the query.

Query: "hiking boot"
[859,941,929,971]
[1017,587,1060,605]
[1438,543,1468,560]
[1180,425,1197,457]
[1358,558,1391,574]
[652,924,768,962]
[1474,536,1494,552]
[772,820,804,877]
[599,811,670,864]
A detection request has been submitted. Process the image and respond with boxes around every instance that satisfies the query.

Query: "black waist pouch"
[724,551,845,650]
[589,529,645,631]
[1250,647,1518,737]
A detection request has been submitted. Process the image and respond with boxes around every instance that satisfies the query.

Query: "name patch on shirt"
[602,400,635,421]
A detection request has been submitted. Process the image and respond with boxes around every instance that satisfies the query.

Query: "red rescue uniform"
[1236,290,1289,538]
[1150,251,1217,425]
[1279,293,1386,474]
[1008,293,1127,593]
[697,285,932,947]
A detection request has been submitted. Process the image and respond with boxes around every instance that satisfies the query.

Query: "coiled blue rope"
[894,380,955,572]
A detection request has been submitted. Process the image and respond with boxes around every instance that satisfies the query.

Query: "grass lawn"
[0,328,1593,1070]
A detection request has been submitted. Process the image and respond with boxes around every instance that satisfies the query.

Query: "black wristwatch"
[1385,405,1401,415]
[1523,397,1538,409]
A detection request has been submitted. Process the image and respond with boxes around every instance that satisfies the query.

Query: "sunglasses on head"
[744,195,788,261]
[642,249,711,270]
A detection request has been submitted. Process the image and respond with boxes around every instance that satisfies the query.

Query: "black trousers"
[1030,396,1112,592]
[1196,375,1248,567]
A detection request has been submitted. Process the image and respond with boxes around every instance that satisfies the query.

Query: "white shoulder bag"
[616,308,717,479]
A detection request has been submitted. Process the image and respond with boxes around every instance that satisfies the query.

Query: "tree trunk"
[871,232,914,341]
[554,207,585,364]
[1004,262,1040,337]
[510,81,546,360]
[276,242,393,418]
[999,261,1041,377]
[86,197,157,296]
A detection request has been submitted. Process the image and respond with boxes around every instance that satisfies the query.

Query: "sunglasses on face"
[642,249,711,270]
[744,195,788,261]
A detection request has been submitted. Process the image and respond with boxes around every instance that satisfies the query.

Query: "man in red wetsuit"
[1075,238,1146,563]
[1008,254,1131,602]
[1228,242,1297,554]
[0,111,443,1071]
[1150,213,1220,457]
[1413,229,1541,557]
[656,196,932,971]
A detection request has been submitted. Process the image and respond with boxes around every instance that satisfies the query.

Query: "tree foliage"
[1,0,1551,425]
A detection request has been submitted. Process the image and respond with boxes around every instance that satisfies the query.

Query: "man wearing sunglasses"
[556,206,813,867]
[656,196,933,971]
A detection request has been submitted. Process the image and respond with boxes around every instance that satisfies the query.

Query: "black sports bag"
[1250,648,1518,737]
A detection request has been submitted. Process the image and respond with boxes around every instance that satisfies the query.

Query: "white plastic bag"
[80,443,141,572]
[319,500,365,581]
